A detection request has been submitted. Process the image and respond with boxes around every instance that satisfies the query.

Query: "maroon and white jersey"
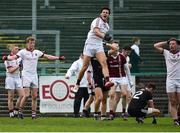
[107,52,127,77]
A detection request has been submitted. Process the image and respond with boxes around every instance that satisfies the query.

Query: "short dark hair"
[112,40,119,44]
[123,45,132,51]
[100,7,111,14]
[146,82,156,90]
[167,37,180,45]
[132,37,140,44]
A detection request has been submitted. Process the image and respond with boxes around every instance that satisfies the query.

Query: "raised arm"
[43,54,65,61]
[154,41,167,54]
[2,55,19,61]
[105,42,119,56]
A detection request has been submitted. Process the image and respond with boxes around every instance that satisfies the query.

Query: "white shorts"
[166,78,180,93]
[127,84,132,92]
[22,76,38,89]
[83,43,104,57]
[110,77,128,92]
[5,77,22,90]
[125,77,132,91]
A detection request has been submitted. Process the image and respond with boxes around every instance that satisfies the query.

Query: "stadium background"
[0,0,180,117]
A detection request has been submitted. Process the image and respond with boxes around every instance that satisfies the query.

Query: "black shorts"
[90,90,95,96]
[93,75,108,92]
[128,108,146,117]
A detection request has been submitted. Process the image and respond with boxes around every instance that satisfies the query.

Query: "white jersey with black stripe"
[4,57,21,77]
[17,49,43,77]
[163,49,180,79]
[85,17,109,45]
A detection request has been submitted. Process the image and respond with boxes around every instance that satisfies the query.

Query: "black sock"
[122,108,126,113]
[104,77,109,83]
[94,112,100,115]
[110,110,115,117]
[178,117,180,122]
[9,110,13,113]
[174,119,179,122]
[14,107,19,111]
[76,79,81,85]
[101,115,106,117]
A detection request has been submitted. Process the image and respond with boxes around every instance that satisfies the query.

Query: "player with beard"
[154,38,180,125]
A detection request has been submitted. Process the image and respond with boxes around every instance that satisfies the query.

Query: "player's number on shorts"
[133,91,143,99]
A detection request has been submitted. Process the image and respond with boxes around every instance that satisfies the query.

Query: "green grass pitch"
[0,117,179,132]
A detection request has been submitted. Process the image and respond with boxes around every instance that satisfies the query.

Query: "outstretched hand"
[2,55,8,61]
[59,56,65,60]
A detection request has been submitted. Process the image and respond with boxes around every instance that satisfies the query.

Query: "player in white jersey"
[4,44,25,118]
[72,7,114,93]
[154,38,180,125]
[3,36,65,119]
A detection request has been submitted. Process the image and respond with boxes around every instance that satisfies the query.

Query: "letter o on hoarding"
[50,80,69,102]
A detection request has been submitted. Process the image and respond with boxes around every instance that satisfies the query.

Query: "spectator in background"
[154,38,180,125]
[4,44,25,118]
[65,53,91,118]
[2,36,65,119]
[130,37,143,73]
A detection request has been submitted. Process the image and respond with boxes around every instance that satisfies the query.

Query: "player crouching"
[128,83,160,124]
